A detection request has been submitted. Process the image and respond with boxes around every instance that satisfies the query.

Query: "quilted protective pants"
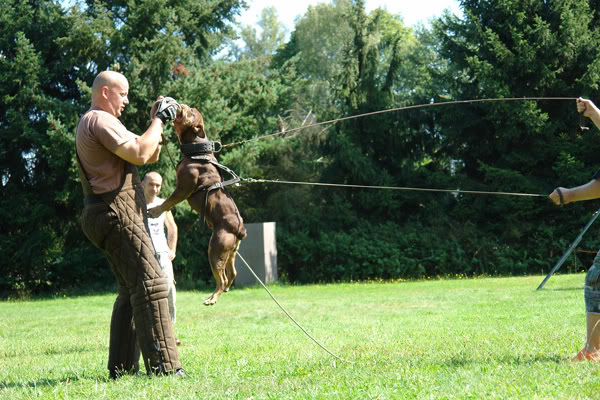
[79,165,181,376]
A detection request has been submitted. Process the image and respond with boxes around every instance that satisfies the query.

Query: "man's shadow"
[0,375,84,390]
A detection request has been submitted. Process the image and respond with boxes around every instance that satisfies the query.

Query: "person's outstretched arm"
[578,98,600,130]
[549,179,600,205]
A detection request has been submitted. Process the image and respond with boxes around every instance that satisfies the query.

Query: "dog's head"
[173,104,206,141]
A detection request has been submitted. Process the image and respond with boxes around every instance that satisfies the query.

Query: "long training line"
[223,97,578,148]
[236,252,354,364]
[242,178,546,197]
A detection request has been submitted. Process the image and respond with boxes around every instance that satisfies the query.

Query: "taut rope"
[242,178,546,198]
[224,97,579,148]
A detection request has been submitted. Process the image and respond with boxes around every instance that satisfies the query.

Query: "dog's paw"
[203,295,218,306]
[147,206,164,218]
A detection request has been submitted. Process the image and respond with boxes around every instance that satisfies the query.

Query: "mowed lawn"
[1,274,600,399]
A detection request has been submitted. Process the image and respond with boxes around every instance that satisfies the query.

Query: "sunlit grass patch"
[1,273,599,399]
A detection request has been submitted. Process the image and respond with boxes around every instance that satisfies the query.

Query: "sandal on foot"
[571,349,600,362]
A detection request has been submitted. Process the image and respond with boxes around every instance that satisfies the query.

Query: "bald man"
[76,71,185,378]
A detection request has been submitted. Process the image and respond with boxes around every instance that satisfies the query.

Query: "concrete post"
[234,222,277,287]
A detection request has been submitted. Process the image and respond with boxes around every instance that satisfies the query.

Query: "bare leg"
[571,312,600,361]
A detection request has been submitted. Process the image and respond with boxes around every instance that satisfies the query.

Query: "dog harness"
[180,143,241,230]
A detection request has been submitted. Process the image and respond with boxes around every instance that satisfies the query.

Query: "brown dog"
[148,103,247,306]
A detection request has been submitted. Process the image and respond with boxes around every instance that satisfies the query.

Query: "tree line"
[2,0,600,296]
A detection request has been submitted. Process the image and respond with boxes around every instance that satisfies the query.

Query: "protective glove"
[152,97,180,123]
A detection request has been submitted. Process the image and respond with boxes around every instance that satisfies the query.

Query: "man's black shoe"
[174,368,188,378]
[149,366,188,378]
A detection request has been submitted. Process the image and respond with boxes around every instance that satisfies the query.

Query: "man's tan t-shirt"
[76,108,138,194]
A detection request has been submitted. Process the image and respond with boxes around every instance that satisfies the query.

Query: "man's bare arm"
[114,118,164,165]
[148,141,162,164]
[165,210,178,255]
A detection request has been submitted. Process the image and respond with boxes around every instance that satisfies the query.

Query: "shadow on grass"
[0,375,85,390]
[1,279,215,301]
[443,353,565,367]
[543,286,583,291]
[0,371,151,390]
[42,345,97,356]
[3,345,97,360]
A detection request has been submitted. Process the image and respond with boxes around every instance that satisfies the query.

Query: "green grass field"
[1,273,599,399]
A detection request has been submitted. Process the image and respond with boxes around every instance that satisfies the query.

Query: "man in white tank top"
[143,171,181,345]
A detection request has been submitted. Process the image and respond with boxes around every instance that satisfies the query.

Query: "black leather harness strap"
[179,146,241,231]
[84,194,105,206]
[198,158,241,192]
[180,141,222,155]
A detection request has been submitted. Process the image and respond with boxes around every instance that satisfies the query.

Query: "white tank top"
[147,198,170,253]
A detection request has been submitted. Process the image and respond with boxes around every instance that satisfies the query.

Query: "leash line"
[236,252,354,364]
[224,97,578,148]
[242,178,546,197]
[161,134,180,171]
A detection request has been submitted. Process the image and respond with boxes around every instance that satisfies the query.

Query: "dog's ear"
[192,109,206,138]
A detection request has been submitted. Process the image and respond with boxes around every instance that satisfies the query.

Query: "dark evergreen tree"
[431,0,600,274]
[0,0,245,294]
